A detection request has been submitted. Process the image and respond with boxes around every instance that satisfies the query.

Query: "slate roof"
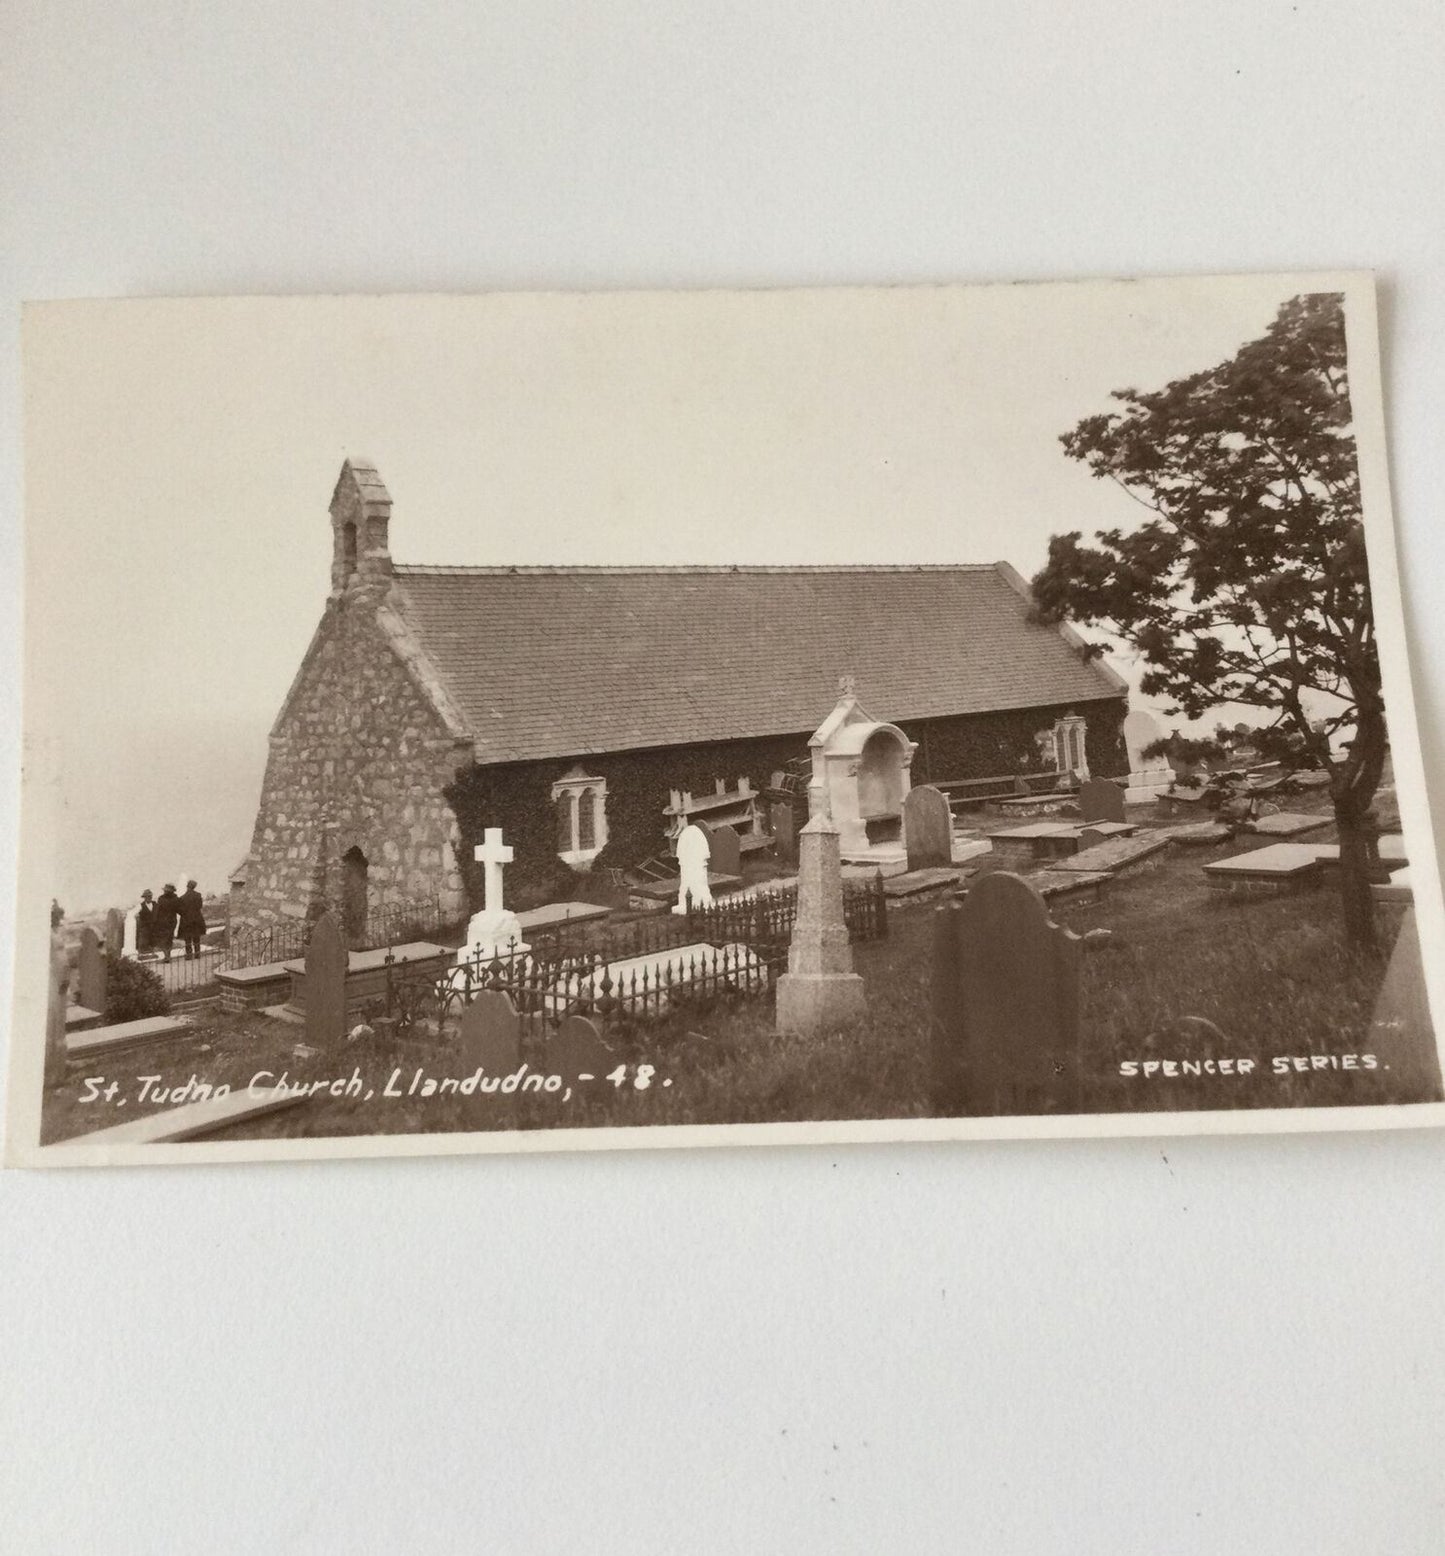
[390,563,1125,765]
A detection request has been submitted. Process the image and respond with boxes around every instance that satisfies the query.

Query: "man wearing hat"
[153,884,181,962]
[178,879,207,961]
[136,889,156,956]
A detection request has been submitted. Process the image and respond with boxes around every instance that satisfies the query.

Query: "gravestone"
[1121,709,1174,803]
[103,908,125,958]
[1077,826,1110,851]
[706,822,742,881]
[303,911,347,1049]
[1078,777,1126,825]
[770,799,797,865]
[774,811,867,1034]
[451,990,522,1126]
[674,821,714,914]
[931,871,1082,1116]
[549,1013,614,1090]
[76,927,107,1016]
[903,784,953,871]
[454,989,522,1075]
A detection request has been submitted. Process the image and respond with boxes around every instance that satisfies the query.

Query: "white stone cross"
[473,827,514,914]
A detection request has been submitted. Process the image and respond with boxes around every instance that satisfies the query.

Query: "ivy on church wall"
[907,697,1128,788]
[444,730,813,911]
[443,697,1127,912]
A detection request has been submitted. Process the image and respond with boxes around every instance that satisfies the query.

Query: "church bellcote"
[329,457,393,595]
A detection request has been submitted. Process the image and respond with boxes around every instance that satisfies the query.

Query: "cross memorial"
[474,827,514,912]
[456,826,531,966]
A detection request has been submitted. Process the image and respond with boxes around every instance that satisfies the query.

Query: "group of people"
[136,880,207,961]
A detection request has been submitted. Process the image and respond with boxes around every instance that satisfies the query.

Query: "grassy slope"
[44,819,1442,1145]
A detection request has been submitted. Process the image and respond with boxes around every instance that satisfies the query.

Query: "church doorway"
[341,845,369,946]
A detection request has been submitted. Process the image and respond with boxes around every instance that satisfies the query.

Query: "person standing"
[178,879,207,960]
[153,884,181,962]
[136,889,156,955]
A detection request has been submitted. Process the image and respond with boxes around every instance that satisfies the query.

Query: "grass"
[42,808,1441,1146]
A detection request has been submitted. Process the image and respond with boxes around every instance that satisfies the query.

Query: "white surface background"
[2,3,1443,1551]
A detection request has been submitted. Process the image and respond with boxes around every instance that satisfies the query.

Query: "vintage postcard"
[7,273,1443,1167]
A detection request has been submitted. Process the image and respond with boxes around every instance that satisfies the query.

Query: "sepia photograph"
[9,272,1443,1165]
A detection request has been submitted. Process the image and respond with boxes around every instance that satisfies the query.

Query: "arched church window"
[550,771,608,867]
[341,521,358,578]
[577,788,598,851]
[1051,714,1090,779]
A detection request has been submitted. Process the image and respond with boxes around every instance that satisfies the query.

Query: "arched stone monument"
[807,681,916,866]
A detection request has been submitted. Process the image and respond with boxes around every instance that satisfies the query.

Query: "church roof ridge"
[391,561,1003,576]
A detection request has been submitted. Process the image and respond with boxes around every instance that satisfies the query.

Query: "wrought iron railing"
[224,892,451,970]
[375,873,888,1038]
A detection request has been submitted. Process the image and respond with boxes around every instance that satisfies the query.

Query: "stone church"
[231,459,1129,936]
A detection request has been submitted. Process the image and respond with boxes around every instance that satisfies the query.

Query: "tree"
[1031,292,1387,949]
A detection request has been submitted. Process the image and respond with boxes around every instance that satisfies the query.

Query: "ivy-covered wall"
[908,696,1128,787]
[444,696,1127,910]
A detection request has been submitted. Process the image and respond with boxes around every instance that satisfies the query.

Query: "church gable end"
[234,462,473,935]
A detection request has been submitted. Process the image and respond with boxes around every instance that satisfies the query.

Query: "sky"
[22,274,1348,911]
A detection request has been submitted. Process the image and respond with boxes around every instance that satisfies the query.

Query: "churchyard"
[40,770,1440,1148]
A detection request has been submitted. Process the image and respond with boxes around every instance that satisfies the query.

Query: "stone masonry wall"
[233,586,472,935]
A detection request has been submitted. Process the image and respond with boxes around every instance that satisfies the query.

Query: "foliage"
[1031,292,1386,945]
[104,955,171,1023]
